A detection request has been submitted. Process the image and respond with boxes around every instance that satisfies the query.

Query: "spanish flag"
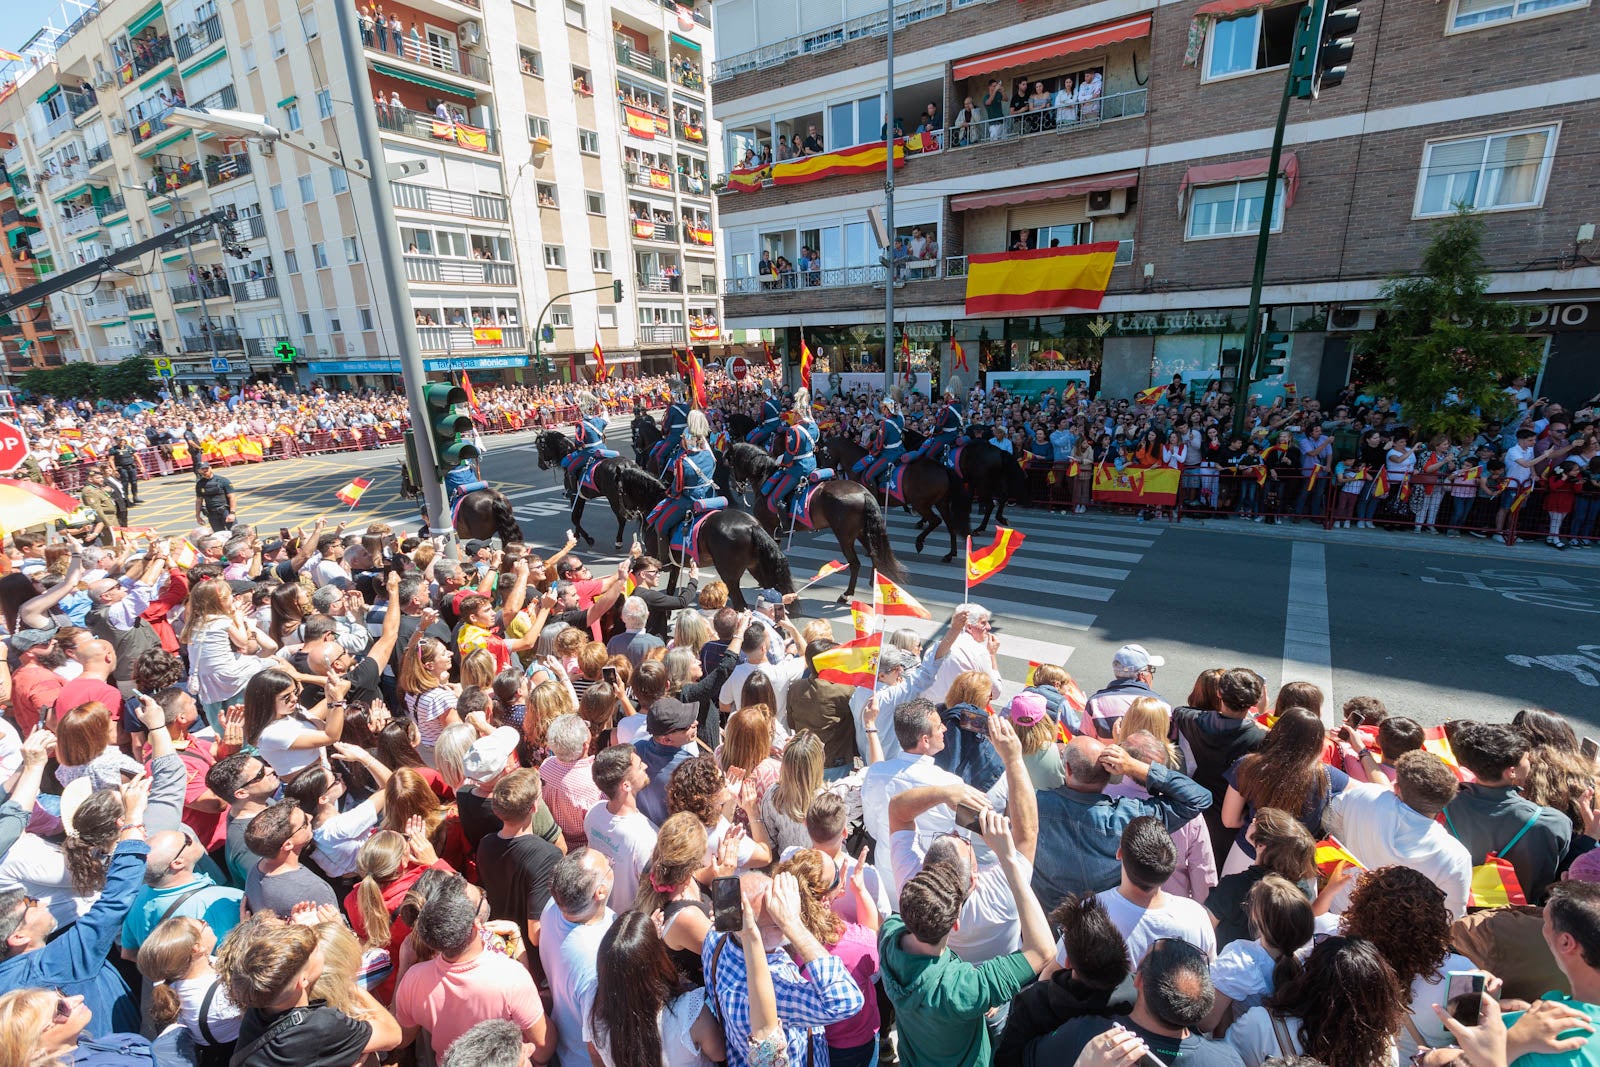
[799,337,813,393]
[966,526,1024,588]
[592,342,609,383]
[1063,383,1078,401]
[688,348,708,410]
[1467,854,1531,909]
[1508,483,1534,515]
[964,241,1118,316]
[874,573,929,619]
[622,105,656,139]
[808,560,846,584]
[170,538,200,569]
[59,427,83,440]
[1372,467,1391,499]
[761,340,775,368]
[1134,386,1165,406]
[1458,464,1483,483]
[770,140,903,186]
[336,477,372,507]
[952,338,968,372]
[1423,724,1469,781]
[849,600,874,640]
[814,632,882,688]
[460,374,480,412]
[1314,835,1364,877]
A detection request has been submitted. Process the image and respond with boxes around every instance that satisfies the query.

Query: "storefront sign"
[1516,301,1594,332]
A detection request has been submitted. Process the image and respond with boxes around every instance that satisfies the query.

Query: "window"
[578,129,600,154]
[1205,3,1305,80]
[564,0,586,28]
[1009,222,1088,250]
[597,306,616,328]
[551,304,572,326]
[329,166,348,194]
[269,183,285,210]
[298,174,315,202]
[269,26,287,56]
[591,249,611,271]
[1416,125,1556,216]
[585,191,604,214]
[344,236,361,262]
[284,101,302,132]
[312,242,328,268]
[299,6,318,38]
[328,313,340,332]
[1451,0,1585,30]
[315,88,333,119]
[528,115,551,141]
[1186,179,1286,239]
[827,95,880,150]
[572,66,592,94]
[359,307,374,330]
[243,43,256,71]
[519,48,543,77]
[284,249,299,273]
[544,245,567,267]
[299,312,313,333]
[536,182,557,206]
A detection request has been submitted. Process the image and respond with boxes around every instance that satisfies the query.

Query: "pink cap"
[1008,692,1047,728]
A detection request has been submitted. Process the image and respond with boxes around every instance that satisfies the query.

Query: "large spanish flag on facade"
[874,574,930,619]
[726,164,772,192]
[1092,465,1181,507]
[814,632,882,689]
[964,241,1119,316]
[769,140,905,187]
[966,526,1025,588]
[623,105,656,139]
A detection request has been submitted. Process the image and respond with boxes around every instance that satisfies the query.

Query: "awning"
[371,62,476,100]
[181,48,227,78]
[953,14,1151,81]
[1194,0,1273,16]
[126,2,165,36]
[669,32,699,53]
[37,85,60,104]
[1178,152,1300,211]
[951,170,1139,212]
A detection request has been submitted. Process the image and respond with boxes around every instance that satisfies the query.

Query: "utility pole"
[881,0,896,397]
[180,223,223,378]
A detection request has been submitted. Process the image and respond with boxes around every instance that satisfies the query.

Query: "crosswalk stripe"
[879,511,1159,549]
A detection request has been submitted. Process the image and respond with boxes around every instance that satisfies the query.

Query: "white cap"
[1111,643,1164,677]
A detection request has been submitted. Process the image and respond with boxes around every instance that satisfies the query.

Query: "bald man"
[119,825,244,956]
[51,639,123,731]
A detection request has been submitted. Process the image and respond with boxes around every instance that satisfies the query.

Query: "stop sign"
[0,420,29,474]
[729,356,750,381]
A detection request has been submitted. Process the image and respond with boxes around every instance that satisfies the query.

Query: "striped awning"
[371,62,476,100]
[950,170,1138,212]
[953,15,1152,81]
[670,32,700,52]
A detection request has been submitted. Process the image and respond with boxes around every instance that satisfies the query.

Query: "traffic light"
[424,382,479,467]
[1254,332,1291,380]
[541,324,555,344]
[1292,0,1360,99]
[612,279,624,302]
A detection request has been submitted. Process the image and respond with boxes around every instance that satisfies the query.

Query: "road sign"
[275,341,298,363]
[153,357,173,375]
[0,419,30,474]
[210,356,231,374]
[729,355,750,381]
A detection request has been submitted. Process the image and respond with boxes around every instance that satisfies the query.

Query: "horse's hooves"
[836,593,849,604]
[613,541,624,550]
[941,553,956,563]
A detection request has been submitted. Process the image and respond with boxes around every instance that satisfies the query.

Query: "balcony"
[944,88,1147,150]
[244,336,291,360]
[377,106,497,154]
[714,0,955,79]
[43,110,77,143]
[96,195,127,220]
[130,110,173,145]
[369,37,489,83]
[671,61,706,96]
[416,325,524,351]
[172,278,232,304]
[683,224,714,248]
[132,36,174,77]
[193,84,237,114]
[391,181,508,221]
[636,271,682,294]
[174,15,223,62]
[182,329,243,352]
[127,292,154,311]
[2,146,23,173]
[1,208,23,227]
[616,43,666,81]
[232,275,280,302]
[86,142,114,167]
[239,216,267,239]
[83,295,128,321]
[145,158,203,197]
[627,166,676,194]
[44,164,93,195]
[100,340,139,361]
[630,219,675,244]
[60,210,102,237]
[675,121,707,146]
[204,152,251,188]
[66,89,98,120]
[638,324,686,344]
[403,254,516,286]
[54,3,101,45]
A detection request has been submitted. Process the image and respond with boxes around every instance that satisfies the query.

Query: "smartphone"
[1583,737,1598,763]
[1446,972,1486,1027]
[955,802,983,834]
[602,665,619,684]
[956,707,990,736]
[711,876,743,933]
[1347,711,1367,729]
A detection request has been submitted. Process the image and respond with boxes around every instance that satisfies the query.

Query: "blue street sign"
[210,357,231,374]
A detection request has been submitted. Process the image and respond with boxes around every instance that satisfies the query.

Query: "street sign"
[153,357,173,375]
[210,356,231,374]
[0,419,30,474]
[729,355,750,381]
[275,341,298,363]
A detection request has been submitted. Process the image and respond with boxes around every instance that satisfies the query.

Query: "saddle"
[947,442,968,473]
[790,473,833,530]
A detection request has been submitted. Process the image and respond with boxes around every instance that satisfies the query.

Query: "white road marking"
[1283,541,1334,700]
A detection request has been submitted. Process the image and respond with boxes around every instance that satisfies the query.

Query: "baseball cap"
[461,727,519,786]
[646,697,698,737]
[260,538,286,555]
[7,628,56,653]
[755,588,784,610]
[1008,691,1047,728]
[59,777,96,838]
[1111,643,1164,677]
[463,539,489,556]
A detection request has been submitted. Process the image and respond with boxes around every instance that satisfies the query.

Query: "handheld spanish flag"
[1314,835,1364,878]
[1508,483,1534,515]
[1251,465,1268,486]
[952,338,968,373]
[799,337,813,393]
[874,573,930,619]
[814,632,882,688]
[687,348,708,410]
[1134,386,1164,406]
[170,538,200,570]
[460,374,480,412]
[849,600,874,640]
[761,339,775,368]
[966,526,1025,589]
[802,560,846,587]
[1458,464,1483,483]
[1372,467,1391,499]
[592,342,609,383]
[1305,465,1320,492]
[1063,383,1078,402]
[59,427,83,440]
[1423,724,1471,781]
[335,477,372,507]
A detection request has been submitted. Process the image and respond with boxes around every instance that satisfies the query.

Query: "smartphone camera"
[955,802,983,834]
[1445,972,1486,1027]
[711,876,742,933]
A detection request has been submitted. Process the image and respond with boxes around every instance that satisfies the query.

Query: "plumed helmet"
[577,391,599,414]
[793,387,812,412]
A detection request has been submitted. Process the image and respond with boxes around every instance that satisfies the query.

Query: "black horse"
[536,431,639,549]
[613,466,794,610]
[724,442,905,601]
[399,458,524,544]
[902,429,1029,534]
[819,435,969,562]
[632,415,662,467]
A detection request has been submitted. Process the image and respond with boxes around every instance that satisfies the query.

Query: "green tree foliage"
[16,357,158,401]
[1357,208,1540,440]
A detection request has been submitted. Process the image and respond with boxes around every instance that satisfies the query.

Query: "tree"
[98,356,160,401]
[14,356,159,402]
[1356,207,1540,441]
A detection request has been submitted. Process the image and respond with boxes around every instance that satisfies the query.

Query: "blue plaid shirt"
[702,929,865,1067]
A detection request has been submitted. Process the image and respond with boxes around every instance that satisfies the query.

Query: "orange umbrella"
[0,479,86,530]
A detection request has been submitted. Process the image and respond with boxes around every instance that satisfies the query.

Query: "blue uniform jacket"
[674,447,718,499]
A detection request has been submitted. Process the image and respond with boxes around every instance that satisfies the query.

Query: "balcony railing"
[182,329,243,352]
[101,340,139,361]
[239,216,267,239]
[83,295,128,320]
[654,0,708,25]
[232,275,280,301]
[66,90,98,119]
[146,160,203,197]
[944,88,1147,148]
[631,220,674,243]
[686,277,717,295]
[416,325,525,351]
[127,291,153,311]
[54,4,101,47]
[244,336,291,360]
[86,142,113,166]
[377,106,498,154]
[675,121,707,145]
[174,15,223,61]
[130,109,172,145]
[43,111,77,142]
[627,166,675,194]
[403,254,516,285]
[194,84,237,114]
[172,279,232,304]
[636,272,683,294]
[638,324,686,344]
[672,66,705,95]
[204,152,251,187]
[683,225,714,247]
[132,36,174,77]
[713,0,960,79]
[391,181,508,221]
[60,210,102,236]
[44,163,92,194]
[370,35,490,82]
[616,44,666,81]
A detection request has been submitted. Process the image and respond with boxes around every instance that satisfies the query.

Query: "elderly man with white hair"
[605,595,664,669]
[926,601,1002,703]
[851,604,971,759]
[311,583,373,656]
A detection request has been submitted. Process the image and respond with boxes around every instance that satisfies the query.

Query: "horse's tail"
[749,522,794,593]
[859,494,906,584]
[946,467,972,537]
[490,491,524,544]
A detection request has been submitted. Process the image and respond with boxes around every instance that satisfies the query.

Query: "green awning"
[162,251,186,262]
[77,231,104,242]
[131,311,156,321]
[51,184,91,203]
[94,319,128,327]
[136,127,192,157]
[275,95,297,109]
[670,33,700,52]
[7,228,35,248]
[181,48,226,78]
[371,62,476,100]
[126,2,165,35]
[37,85,60,104]
[137,69,173,91]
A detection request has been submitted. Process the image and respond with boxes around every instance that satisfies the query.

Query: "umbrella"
[0,479,86,530]
[122,401,157,417]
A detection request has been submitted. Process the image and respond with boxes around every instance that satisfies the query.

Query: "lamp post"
[881,0,896,397]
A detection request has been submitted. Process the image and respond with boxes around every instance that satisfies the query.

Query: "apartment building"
[1,127,79,375]
[0,0,721,389]
[708,0,1600,407]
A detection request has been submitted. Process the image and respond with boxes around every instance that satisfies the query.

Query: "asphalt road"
[127,422,1600,732]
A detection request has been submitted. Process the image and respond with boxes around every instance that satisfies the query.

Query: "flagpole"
[963,535,971,604]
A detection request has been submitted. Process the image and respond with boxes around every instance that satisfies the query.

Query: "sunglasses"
[52,997,74,1025]
[241,762,276,788]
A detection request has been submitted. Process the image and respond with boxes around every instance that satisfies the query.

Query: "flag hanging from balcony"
[952,338,969,372]
[336,477,372,507]
[622,105,656,140]
[964,241,1119,316]
[632,219,656,239]
[799,337,813,393]
[592,342,609,382]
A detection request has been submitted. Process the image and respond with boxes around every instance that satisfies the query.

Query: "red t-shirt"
[147,737,225,851]
[54,676,125,721]
[10,664,64,735]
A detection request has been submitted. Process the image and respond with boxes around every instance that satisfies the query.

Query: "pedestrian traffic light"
[612,280,624,302]
[424,382,479,467]
[1292,0,1360,99]
[1254,332,1291,380]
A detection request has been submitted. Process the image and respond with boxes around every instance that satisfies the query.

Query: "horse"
[723,442,905,602]
[816,435,969,563]
[612,465,795,610]
[632,415,662,467]
[451,489,525,545]
[724,411,758,443]
[902,428,1029,534]
[535,430,639,549]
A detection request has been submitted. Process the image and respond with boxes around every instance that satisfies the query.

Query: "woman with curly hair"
[1220,706,1351,875]
[1514,708,1597,853]
[526,679,578,752]
[590,910,727,1067]
[1340,865,1481,1060]
[667,754,771,872]
[1225,936,1404,1067]
[776,849,881,1067]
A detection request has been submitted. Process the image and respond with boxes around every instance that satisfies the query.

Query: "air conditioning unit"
[94,71,114,89]
[457,20,481,45]
[109,116,127,134]
[1329,306,1378,332]
[1084,188,1127,217]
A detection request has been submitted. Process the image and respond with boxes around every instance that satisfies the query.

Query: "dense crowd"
[0,475,1596,1067]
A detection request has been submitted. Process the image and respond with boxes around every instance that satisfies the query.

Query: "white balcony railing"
[60,210,101,236]
[403,254,517,286]
[944,88,1148,149]
[712,0,983,80]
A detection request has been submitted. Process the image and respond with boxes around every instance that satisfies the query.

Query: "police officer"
[193,462,237,531]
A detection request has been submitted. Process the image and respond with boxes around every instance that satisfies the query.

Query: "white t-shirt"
[889,829,1027,964]
[616,714,650,745]
[1400,954,1480,1061]
[255,715,325,777]
[171,975,242,1045]
[718,657,806,723]
[311,798,380,878]
[593,987,716,1067]
[583,804,658,912]
[1228,1006,1400,1067]
[1505,442,1538,485]
[538,901,613,1067]
[0,719,21,781]
[1055,888,1217,969]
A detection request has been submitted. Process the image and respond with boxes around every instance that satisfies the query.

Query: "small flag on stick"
[873,574,930,618]
[1134,386,1164,406]
[965,526,1025,588]
[814,632,883,688]
[799,337,814,393]
[1314,835,1364,877]
[335,477,372,507]
[849,600,873,640]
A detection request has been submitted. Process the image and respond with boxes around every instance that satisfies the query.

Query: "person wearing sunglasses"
[0,988,158,1067]
[205,754,281,889]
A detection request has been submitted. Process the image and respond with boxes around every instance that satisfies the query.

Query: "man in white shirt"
[926,602,1001,703]
[538,850,615,1067]
[717,619,806,723]
[1321,750,1472,918]
[583,745,657,910]
[849,611,966,760]
[1066,817,1216,972]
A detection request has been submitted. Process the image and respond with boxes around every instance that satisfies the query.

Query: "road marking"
[1505,645,1600,687]
[1282,541,1334,700]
